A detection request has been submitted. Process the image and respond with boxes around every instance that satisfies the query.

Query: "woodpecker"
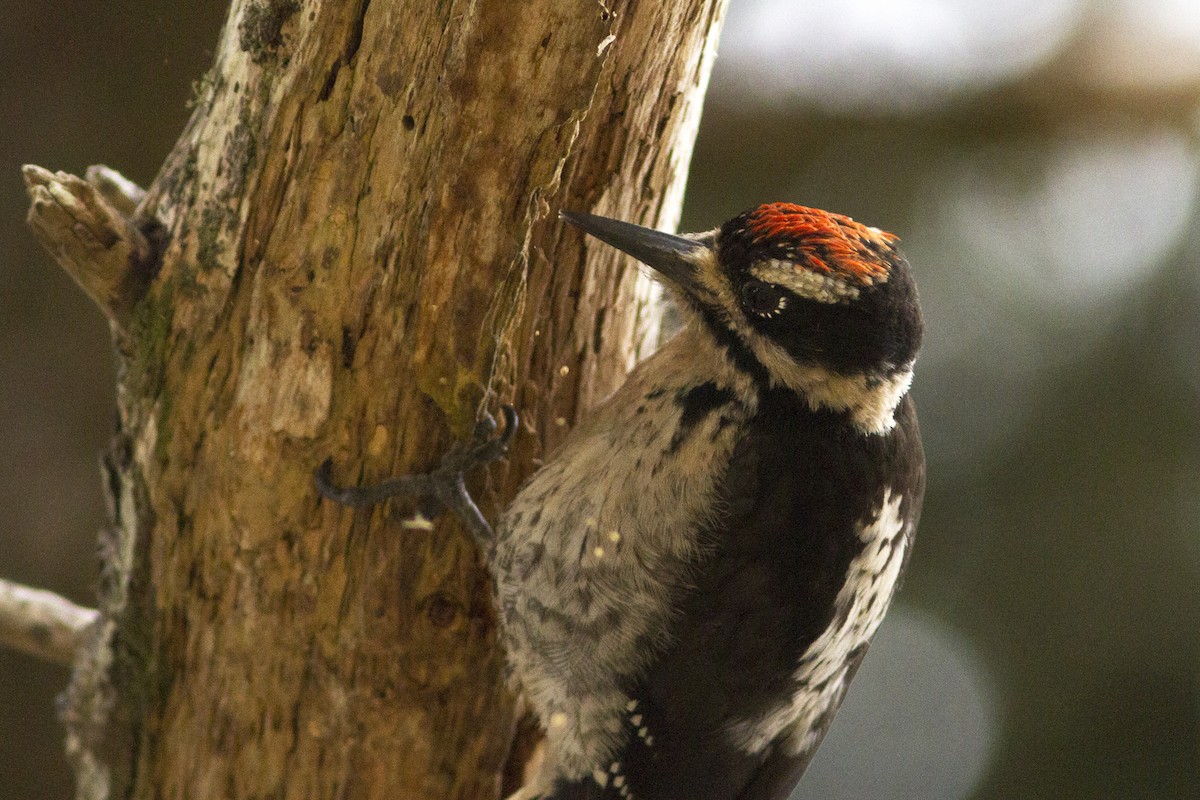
[317,202,925,800]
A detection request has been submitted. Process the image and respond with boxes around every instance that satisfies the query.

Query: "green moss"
[196,205,227,274]
[107,468,172,795]
[126,276,176,402]
[125,273,195,465]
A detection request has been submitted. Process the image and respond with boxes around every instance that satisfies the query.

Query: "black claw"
[469,405,518,463]
[499,405,518,447]
[472,405,518,450]
[314,458,346,503]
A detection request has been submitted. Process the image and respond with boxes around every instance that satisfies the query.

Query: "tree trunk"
[24,0,727,798]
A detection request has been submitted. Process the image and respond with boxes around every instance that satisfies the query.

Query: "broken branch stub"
[22,164,162,332]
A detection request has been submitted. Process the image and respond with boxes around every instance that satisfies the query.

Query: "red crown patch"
[744,202,898,284]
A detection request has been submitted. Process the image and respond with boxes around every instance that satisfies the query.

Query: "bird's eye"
[740,281,788,319]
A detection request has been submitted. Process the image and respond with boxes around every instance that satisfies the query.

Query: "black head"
[714,203,923,377]
[561,204,924,431]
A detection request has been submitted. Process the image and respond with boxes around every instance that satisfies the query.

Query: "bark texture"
[25,0,727,798]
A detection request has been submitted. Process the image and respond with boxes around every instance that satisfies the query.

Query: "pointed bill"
[560,210,709,293]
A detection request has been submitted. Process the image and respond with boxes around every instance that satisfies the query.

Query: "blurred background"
[2,0,1198,797]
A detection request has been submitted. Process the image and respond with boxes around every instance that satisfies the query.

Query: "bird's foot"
[315,406,518,545]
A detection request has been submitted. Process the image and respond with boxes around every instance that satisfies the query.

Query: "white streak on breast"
[728,489,909,755]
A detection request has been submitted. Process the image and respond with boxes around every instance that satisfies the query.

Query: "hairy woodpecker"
[317,202,925,800]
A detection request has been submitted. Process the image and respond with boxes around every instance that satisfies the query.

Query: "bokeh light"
[719,0,1082,111]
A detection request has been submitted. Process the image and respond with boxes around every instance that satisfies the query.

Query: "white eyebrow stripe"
[750,260,861,304]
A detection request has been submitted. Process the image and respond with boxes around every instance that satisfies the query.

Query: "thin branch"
[0,577,98,667]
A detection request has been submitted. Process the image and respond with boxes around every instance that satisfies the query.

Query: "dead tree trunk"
[21,0,727,797]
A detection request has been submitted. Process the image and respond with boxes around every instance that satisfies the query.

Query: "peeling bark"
[25,1,727,798]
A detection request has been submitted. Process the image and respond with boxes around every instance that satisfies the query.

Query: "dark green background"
[2,2,1197,798]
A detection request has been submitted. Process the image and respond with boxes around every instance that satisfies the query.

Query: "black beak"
[560,210,707,291]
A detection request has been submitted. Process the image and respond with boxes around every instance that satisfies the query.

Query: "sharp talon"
[499,405,518,446]
[314,457,373,506]
[467,405,519,465]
